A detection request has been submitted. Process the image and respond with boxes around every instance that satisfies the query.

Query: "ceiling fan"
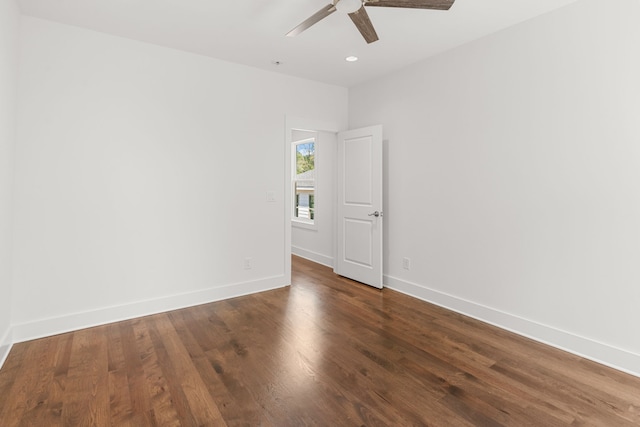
[286,0,456,44]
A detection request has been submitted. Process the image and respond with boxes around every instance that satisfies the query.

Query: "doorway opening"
[284,117,340,286]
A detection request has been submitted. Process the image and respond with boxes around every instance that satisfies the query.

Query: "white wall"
[0,0,19,365]
[11,17,347,341]
[291,130,336,267]
[349,0,640,376]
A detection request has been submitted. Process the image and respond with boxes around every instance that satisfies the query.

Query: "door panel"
[344,137,372,205]
[335,125,383,288]
[344,218,372,267]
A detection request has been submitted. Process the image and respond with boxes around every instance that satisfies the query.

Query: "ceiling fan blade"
[348,5,379,44]
[286,4,337,37]
[364,0,455,10]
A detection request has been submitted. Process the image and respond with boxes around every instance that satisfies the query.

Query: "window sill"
[292,219,318,231]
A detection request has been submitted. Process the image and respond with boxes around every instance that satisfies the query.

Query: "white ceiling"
[17,0,579,87]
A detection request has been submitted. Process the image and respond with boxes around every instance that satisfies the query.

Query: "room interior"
[1,0,639,420]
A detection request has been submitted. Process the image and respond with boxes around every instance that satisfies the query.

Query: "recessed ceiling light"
[345,56,358,62]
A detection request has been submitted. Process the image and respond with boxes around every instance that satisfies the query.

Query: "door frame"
[284,116,340,285]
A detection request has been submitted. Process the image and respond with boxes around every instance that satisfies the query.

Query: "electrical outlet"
[243,257,253,270]
[266,191,276,202]
[402,257,411,270]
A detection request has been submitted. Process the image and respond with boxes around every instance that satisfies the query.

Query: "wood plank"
[172,306,271,426]
[118,319,155,426]
[38,332,74,427]
[105,323,134,427]
[131,318,181,427]
[151,313,228,426]
[61,327,110,426]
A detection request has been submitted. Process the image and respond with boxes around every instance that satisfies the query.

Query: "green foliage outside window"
[296,142,315,174]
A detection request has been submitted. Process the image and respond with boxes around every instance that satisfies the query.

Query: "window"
[293,138,315,225]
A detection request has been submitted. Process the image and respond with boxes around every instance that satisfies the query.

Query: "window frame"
[292,137,317,230]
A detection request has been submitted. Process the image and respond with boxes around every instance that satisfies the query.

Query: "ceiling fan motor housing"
[336,0,363,14]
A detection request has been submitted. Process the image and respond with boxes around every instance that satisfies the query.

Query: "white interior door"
[335,125,383,288]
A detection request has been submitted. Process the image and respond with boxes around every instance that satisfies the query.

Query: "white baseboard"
[0,326,13,371]
[384,275,640,379]
[12,275,288,344]
[291,246,333,268]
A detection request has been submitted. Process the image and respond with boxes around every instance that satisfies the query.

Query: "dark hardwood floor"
[1,255,639,426]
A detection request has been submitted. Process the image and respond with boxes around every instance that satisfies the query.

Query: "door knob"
[368,211,382,217]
